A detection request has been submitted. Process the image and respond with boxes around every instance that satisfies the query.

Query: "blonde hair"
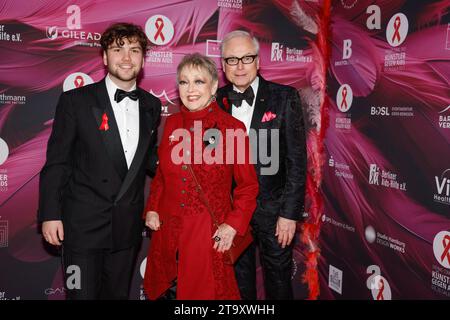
[176,53,218,83]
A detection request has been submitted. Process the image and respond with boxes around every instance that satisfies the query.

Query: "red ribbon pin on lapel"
[99,112,109,131]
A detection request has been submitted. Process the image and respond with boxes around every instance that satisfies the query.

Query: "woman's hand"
[212,223,237,253]
[145,211,161,231]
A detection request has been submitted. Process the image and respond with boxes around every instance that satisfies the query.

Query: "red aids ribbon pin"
[99,113,109,131]
[222,97,230,111]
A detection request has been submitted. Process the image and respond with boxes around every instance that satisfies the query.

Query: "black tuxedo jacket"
[217,76,306,221]
[38,79,161,250]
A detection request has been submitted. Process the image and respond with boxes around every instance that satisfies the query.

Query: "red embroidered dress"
[143,102,258,300]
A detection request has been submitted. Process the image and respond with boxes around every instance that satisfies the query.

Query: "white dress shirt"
[231,76,259,134]
[105,74,140,169]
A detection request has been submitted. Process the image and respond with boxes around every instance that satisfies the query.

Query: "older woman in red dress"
[143,53,258,300]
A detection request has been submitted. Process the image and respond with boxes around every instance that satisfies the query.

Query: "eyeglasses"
[223,55,258,66]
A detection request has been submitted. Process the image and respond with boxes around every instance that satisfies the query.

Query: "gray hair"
[220,30,260,56]
[176,53,218,83]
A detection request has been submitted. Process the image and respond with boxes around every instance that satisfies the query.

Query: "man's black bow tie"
[114,88,140,103]
[227,86,255,108]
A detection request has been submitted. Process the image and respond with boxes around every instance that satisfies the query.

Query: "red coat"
[143,102,258,300]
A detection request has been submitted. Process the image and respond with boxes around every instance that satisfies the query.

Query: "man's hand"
[145,211,161,231]
[42,220,64,246]
[275,217,296,248]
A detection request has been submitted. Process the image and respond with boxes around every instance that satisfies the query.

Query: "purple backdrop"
[320,0,450,299]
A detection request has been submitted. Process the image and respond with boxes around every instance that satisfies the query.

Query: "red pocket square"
[261,111,277,122]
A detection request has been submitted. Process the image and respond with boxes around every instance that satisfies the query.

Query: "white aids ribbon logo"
[386,13,409,47]
[63,73,94,92]
[433,231,450,269]
[336,84,353,112]
[145,15,174,46]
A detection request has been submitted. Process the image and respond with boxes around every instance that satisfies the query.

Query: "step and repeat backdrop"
[320,0,450,299]
[1,0,449,301]
[0,0,322,300]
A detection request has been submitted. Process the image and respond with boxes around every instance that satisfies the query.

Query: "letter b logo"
[342,39,352,59]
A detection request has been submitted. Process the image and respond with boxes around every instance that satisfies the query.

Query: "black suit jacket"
[217,76,306,221]
[38,79,161,250]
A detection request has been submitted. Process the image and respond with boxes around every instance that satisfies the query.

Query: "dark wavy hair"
[100,22,148,51]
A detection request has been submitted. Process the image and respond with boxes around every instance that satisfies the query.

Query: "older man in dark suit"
[38,22,161,300]
[217,30,307,300]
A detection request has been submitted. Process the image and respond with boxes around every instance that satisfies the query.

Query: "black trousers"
[62,245,138,300]
[234,213,294,300]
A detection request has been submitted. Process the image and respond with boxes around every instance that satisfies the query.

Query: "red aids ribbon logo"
[337,84,352,112]
[99,113,109,131]
[63,73,94,92]
[366,265,392,300]
[376,279,385,300]
[340,87,348,109]
[0,138,9,166]
[74,75,84,88]
[391,16,401,44]
[387,13,408,47]
[145,15,174,46]
[440,235,450,264]
[433,231,450,269]
[154,18,165,42]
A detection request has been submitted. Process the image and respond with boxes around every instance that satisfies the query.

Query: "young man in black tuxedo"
[217,30,307,300]
[38,22,161,300]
